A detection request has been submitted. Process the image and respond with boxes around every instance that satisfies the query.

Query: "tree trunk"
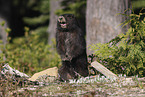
[47,0,62,44]
[86,0,131,55]
[0,18,7,45]
[0,0,11,45]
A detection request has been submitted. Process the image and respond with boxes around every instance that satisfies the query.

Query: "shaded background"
[0,0,144,42]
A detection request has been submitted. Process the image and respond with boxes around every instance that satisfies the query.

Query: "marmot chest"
[64,32,77,45]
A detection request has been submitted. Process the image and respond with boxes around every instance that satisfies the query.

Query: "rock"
[28,67,58,82]
[1,63,29,78]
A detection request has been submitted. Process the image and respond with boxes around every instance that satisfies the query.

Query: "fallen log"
[91,61,118,79]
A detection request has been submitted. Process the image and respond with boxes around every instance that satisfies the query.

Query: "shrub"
[0,27,61,75]
[89,12,145,77]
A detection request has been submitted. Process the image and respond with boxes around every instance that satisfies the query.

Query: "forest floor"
[1,64,145,96]
[1,75,145,97]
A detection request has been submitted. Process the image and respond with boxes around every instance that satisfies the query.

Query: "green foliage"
[0,28,61,75]
[89,12,145,77]
[23,15,49,26]
[0,21,5,26]
[32,0,50,13]
[132,0,145,9]
[55,0,86,18]
[23,0,49,34]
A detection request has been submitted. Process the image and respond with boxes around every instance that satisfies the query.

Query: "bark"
[47,0,62,44]
[0,0,11,45]
[86,0,131,55]
[0,18,7,45]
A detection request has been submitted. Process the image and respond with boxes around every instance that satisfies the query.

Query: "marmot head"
[57,14,79,30]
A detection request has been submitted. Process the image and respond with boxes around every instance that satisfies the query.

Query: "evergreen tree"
[23,0,49,37]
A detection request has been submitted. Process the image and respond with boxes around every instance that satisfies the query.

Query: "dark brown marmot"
[56,14,89,81]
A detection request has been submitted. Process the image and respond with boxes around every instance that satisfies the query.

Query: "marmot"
[56,14,89,81]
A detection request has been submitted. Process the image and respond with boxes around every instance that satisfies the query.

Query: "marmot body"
[56,14,89,81]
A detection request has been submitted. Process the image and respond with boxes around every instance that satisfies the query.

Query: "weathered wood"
[91,61,118,79]
[29,67,58,81]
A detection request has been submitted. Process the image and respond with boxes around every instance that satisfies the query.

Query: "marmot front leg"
[58,61,77,81]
